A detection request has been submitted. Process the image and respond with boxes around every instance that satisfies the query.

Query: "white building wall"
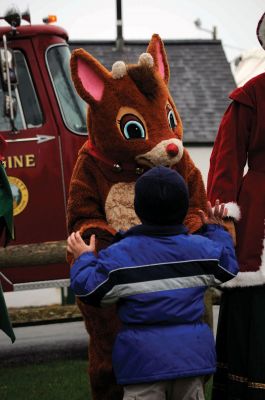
[188,146,212,185]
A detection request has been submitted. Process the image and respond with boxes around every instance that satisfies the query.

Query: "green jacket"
[0,161,15,342]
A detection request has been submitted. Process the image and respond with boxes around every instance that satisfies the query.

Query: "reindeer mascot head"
[68,34,207,400]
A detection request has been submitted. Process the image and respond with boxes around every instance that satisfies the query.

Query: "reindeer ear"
[146,34,170,84]
[70,48,111,104]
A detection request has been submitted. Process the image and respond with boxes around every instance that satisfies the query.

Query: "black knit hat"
[134,166,189,225]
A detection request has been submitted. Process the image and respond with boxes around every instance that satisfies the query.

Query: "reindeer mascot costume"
[208,12,265,400]
[67,34,208,400]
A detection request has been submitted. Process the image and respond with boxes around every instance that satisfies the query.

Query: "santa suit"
[207,72,265,399]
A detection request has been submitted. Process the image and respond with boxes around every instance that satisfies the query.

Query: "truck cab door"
[0,41,68,290]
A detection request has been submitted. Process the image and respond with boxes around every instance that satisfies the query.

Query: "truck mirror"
[0,47,18,91]
[4,94,17,118]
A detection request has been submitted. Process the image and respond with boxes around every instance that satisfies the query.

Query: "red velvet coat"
[207,73,265,287]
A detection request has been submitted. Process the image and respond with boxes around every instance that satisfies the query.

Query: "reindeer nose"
[166,143,179,157]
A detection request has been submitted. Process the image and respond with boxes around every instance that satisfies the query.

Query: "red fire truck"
[0,8,87,292]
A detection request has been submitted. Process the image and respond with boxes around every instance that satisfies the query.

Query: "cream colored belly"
[105,182,140,231]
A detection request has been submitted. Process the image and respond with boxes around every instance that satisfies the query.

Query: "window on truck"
[46,44,87,135]
[0,50,43,131]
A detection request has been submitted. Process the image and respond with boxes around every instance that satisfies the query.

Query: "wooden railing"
[0,241,67,269]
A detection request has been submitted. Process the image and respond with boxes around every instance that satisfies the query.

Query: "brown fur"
[67,34,208,400]
[127,64,159,100]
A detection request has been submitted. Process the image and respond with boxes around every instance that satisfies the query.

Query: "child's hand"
[198,200,228,226]
[67,231,96,260]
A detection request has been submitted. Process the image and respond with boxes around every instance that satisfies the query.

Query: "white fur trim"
[138,53,154,68]
[222,238,265,288]
[214,202,240,221]
[225,202,241,220]
[222,270,265,288]
[112,61,127,79]
[257,13,265,50]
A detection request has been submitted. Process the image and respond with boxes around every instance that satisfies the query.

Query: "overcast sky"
[1,0,264,62]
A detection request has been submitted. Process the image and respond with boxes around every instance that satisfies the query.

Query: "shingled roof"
[69,39,236,144]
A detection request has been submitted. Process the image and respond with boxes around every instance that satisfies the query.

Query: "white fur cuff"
[225,202,241,220]
[222,270,265,288]
[222,238,265,288]
[211,202,240,221]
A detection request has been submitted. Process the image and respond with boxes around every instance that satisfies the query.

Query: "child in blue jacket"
[67,166,238,400]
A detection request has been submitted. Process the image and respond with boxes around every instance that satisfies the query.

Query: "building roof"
[69,39,236,144]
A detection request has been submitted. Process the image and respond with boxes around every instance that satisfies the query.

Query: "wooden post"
[0,240,67,268]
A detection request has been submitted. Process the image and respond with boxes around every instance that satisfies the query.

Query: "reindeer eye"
[119,114,146,140]
[167,109,177,130]
[124,121,145,139]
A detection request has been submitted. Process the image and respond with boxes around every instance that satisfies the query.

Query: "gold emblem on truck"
[8,176,29,216]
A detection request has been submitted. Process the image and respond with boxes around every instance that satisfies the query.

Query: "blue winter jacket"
[70,223,238,385]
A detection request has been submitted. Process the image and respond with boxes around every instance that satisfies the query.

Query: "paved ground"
[0,307,220,366]
[212,305,219,336]
[0,321,89,366]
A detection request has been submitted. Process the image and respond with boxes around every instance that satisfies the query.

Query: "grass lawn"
[0,359,92,400]
[0,359,212,400]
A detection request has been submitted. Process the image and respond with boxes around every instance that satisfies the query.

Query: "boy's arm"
[69,244,120,307]
[202,224,238,278]
[198,200,238,280]
[67,231,105,305]
[70,251,98,296]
